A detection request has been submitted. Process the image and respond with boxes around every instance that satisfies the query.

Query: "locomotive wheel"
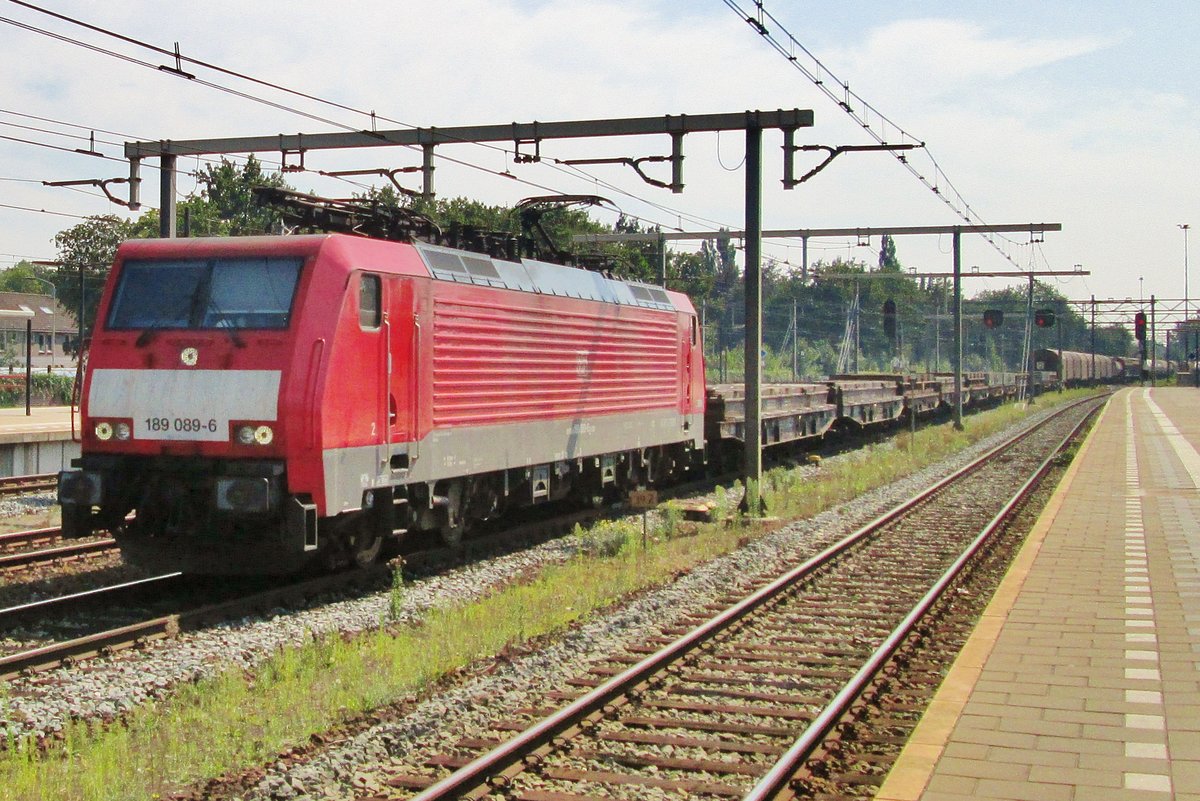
[441,519,465,548]
[347,517,384,569]
[321,513,383,571]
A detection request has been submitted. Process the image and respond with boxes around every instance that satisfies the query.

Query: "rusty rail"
[743,396,1103,800]
[0,526,60,552]
[0,472,57,497]
[0,537,116,570]
[0,616,180,680]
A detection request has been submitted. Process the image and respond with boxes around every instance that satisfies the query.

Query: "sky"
[1,0,1197,314]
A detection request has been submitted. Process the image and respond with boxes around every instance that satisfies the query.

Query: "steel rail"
[0,525,60,551]
[0,472,57,497]
[0,501,622,682]
[408,394,1106,801]
[0,573,182,633]
[0,566,396,681]
[0,615,180,681]
[743,396,1104,800]
[0,537,116,570]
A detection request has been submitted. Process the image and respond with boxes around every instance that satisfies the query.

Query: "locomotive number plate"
[143,417,220,435]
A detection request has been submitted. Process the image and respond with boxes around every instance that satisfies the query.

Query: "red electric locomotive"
[57,225,705,574]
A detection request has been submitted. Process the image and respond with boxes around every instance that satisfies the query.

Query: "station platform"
[879,387,1200,800]
[0,406,77,476]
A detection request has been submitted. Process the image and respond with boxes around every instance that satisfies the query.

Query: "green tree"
[51,214,155,337]
[878,234,899,271]
[0,260,58,294]
[179,155,291,236]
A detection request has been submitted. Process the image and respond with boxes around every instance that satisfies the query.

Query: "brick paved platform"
[0,406,76,475]
[0,405,75,442]
[878,387,1200,800]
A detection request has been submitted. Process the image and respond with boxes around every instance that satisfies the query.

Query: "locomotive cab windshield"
[107,256,303,331]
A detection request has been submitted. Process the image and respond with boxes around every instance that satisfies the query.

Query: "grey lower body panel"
[321,409,704,514]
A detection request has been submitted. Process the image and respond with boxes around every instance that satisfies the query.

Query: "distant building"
[0,292,77,368]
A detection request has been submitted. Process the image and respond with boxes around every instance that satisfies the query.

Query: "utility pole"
[853,280,860,373]
[1057,298,1065,393]
[743,122,763,513]
[1151,295,1157,386]
[791,299,798,381]
[1025,273,1035,404]
[657,234,667,287]
[952,229,963,430]
[1182,223,1191,322]
[1090,295,1097,384]
[935,284,942,372]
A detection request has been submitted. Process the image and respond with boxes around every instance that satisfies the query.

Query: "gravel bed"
[237,405,1075,801]
[0,404,1069,795]
[0,492,58,519]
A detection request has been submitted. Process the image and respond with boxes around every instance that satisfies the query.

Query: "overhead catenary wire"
[1,1,736,239]
[720,0,1031,269]
[0,201,91,219]
[6,1,891,272]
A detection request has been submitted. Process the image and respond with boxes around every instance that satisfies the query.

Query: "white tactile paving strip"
[1122,390,1171,793]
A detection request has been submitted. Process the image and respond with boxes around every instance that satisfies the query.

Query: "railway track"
[0,472,57,497]
[0,497,616,681]
[0,474,123,572]
[0,529,117,571]
[0,525,60,553]
[369,394,1104,800]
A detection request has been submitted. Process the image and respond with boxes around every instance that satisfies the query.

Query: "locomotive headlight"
[233,423,275,446]
[94,421,113,441]
[115,422,132,441]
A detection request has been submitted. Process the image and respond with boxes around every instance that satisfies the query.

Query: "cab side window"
[359,274,381,329]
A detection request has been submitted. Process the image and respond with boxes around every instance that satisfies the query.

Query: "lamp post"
[1182,224,1193,378]
[27,277,56,365]
[1182,224,1191,317]
[0,309,35,415]
[31,260,94,364]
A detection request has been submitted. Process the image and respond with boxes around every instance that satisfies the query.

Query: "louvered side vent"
[431,297,680,427]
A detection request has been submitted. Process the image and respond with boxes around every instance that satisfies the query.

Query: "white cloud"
[822,18,1114,102]
[0,2,1193,305]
